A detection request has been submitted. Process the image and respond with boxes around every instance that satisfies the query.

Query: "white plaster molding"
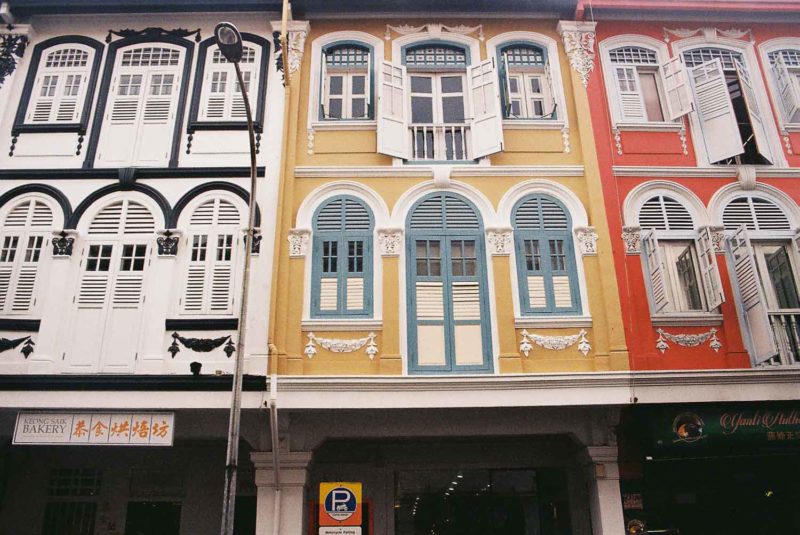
[519,329,591,357]
[736,165,757,190]
[613,122,683,132]
[663,27,753,43]
[707,182,800,232]
[287,228,311,257]
[294,181,391,230]
[306,128,314,155]
[515,316,592,329]
[385,23,483,42]
[650,313,724,327]
[497,179,589,229]
[621,226,641,254]
[561,126,571,153]
[450,165,585,178]
[655,328,722,354]
[705,225,726,254]
[295,166,434,178]
[309,121,376,131]
[432,165,451,187]
[575,226,598,256]
[377,228,403,256]
[557,20,597,88]
[301,319,383,332]
[502,120,566,130]
[304,332,378,360]
[622,180,710,229]
[286,21,310,75]
[679,124,689,156]
[486,228,513,256]
[782,130,794,155]
[612,127,622,155]
[389,180,497,229]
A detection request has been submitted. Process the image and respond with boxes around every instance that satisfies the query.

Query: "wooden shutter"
[734,59,774,164]
[377,60,409,158]
[202,70,227,119]
[689,58,744,163]
[469,58,504,158]
[640,230,671,314]
[723,196,791,232]
[319,52,329,118]
[137,70,180,164]
[726,226,778,364]
[661,56,694,120]
[99,73,143,164]
[614,66,646,121]
[697,227,725,310]
[364,51,372,118]
[543,59,557,117]
[28,74,85,124]
[773,55,800,123]
[500,56,513,117]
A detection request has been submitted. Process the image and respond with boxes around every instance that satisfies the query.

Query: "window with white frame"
[638,195,724,316]
[767,49,800,124]
[499,43,556,119]
[23,45,95,125]
[0,198,55,316]
[321,43,371,120]
[180,197,242,315]
[607,45,666,123]
[199,46,259,121]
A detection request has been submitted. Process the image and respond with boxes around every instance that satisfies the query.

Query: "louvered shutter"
[773,56,800,123]
[661,56,694,120]
[722,196,791,232]
[28,73,85,124]
[794,228,800,255]
[320,52,329,118]
[137,70,180,164]
[377,60,409,158]
[98,74,142,163]
[640,230,671,314]
[725,226,778,364]
[697,227,725,310]
[500,56,513,117]
[543,59,556,117]
[689,59,744,163]
[364,51,372,118]
[469,58,504,159]
[202,70,227,119]
[614,66,646,122]
[734,59,774,164]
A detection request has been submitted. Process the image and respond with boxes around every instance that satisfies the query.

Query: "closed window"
[607,46,666,123]
[199,46,259,121]
[512,195,580,315]
[311,196,373,317]
[24,46,94,125]
[321,43,371,120]
[499,43,556,119]
[767,49,800,124]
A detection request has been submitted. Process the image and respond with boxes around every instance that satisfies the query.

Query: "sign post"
[319,482,362,535]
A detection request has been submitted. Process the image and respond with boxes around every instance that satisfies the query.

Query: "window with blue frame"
[512,195,580,315]
[320,42,373,120]
[311,196,373,317]
[497,42,556,119]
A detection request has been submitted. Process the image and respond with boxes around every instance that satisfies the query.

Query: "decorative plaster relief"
[679,125,688,156]
[156,229,180,256]
[561,126,571,153]
[378,229,403,256]
[287,26,309,75]
[0,32,28,88]
[519,329,591,357]
[737,165,757,190]
[655,328,721,354]
[304,332,378,360]
[51,230,77,257]
[612,127,622,155]
[0,335,34,358]
[168,332,235,358]
[575,226,598,256]
[662,27,753,43]
[621,226,641,254]
[557,21,597,88]
[486,228,513,256]
[385,23,484,42]
[307,128,314,155]
[782,130,794,155]
[707,226,726,254]
[288,229,311,257]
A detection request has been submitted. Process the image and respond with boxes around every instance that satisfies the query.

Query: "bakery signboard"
[13,412,174,446]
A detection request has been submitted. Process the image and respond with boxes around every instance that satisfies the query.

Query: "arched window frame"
[307,32,383,130]
[0,194,62,317]
[310,195,374,318]
[319,41,374,121]
[598,35,678,130]
[174,192,247,317]
[13,36,104,135]
[759,38,800,130]
[188,34,270,132]
[511,194,581,316]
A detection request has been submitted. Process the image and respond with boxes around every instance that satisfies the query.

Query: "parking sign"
[319,482,362,527]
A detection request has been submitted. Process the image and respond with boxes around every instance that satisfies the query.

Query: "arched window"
[66,198,156,372]
[498,43,556,119]
[180,197,242,315]
[512,195,580,315]
[0,198,55,315]
[311,196,373,317]
[95,44,187,166]
[320,42,372,120]
[405,192,492,373]
[637,195,723,315]
[607,45,665,122]
[766,48,800,124]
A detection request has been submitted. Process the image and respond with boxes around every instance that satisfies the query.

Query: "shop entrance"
[124,501,181,535]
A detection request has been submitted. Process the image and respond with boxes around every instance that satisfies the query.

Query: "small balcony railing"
[410,123,469,161]
[764,310,800,366]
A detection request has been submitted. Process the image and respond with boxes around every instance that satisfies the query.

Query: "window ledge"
[782,124,800,133]
[310,121,376,131]
[614,121,683,133]
[301,319,383,332]
[650,313,723,327]
[514,316,592,329]
[502,120,565,131]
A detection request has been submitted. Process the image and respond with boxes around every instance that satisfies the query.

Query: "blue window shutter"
[311,195,373,318]
[512,194,581,315]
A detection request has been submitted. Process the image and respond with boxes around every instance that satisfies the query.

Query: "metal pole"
[221,59,258,535]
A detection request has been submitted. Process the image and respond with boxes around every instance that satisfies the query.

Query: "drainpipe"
[269,373,281,535]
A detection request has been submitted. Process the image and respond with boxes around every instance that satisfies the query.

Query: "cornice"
[450,165,585,178]
[294,166,434,178]
[613,166,800,179]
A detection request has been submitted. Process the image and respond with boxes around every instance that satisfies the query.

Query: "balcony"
[410,123,469,161]
[765,311,800,366]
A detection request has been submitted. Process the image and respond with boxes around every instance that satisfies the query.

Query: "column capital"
[252,451,312,488]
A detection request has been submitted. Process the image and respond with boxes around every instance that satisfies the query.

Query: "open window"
[767,49,800,124]
[669,47,776,165]
[607,45,667,123]
[376,42,503,161]
[498,43,556,120]
[320,43,372,120]
[638,195,724,317]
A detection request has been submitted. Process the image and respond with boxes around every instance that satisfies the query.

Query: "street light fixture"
[215,21,259,535]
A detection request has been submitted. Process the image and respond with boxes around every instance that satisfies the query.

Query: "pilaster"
[582,445,626,535]
[251,450,313,535]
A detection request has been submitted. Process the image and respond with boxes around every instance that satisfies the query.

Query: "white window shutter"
[734,59,774,164]
[209,234,236,314]
[202,70,227,120]
[697,227,725,310]
[543,59,557,117]
[0,261,13,312]
[661,56,693,120]
[500,56,513,117]
[773,55,800,123]
[99,75,141,164]
[689,59,744,163]
[320,53,329,118]
[364,51,372,118]
[137,71,180,164]
[614,66,646,122]
[794,228,800,255]
[468,58,504,159]
[640,230,672,314]
[725,226,778,364]
[376,60,409,158]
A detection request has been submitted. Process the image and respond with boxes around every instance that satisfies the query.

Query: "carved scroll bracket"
[519,329,591,357]
[655,328,721,354]
[288,228,311,258]
[304,332,378,360]
[557,20,597,88]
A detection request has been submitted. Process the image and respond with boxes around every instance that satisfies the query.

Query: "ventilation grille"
[514,196,568,230]
[45,48,89,68]
[190,199,241,227]
[409,194,480,230]
[723,196,791,231]
[682,47,743,70]
[121,47,180,67]
[502,45,545,67]
[638,195,694,231]
[88,201,155,235]
[5,200,53,228]
[325,45,369,67]
[315,198,372,232]
[609,46,658,65]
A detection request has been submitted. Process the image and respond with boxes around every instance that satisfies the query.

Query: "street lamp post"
[215,21,258,535]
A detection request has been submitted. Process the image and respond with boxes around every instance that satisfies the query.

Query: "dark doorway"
[124,501,181,535]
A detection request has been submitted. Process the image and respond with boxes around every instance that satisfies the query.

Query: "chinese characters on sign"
[13,412,174,446]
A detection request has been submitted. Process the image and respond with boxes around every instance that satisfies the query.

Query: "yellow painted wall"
[270,18,628,376]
